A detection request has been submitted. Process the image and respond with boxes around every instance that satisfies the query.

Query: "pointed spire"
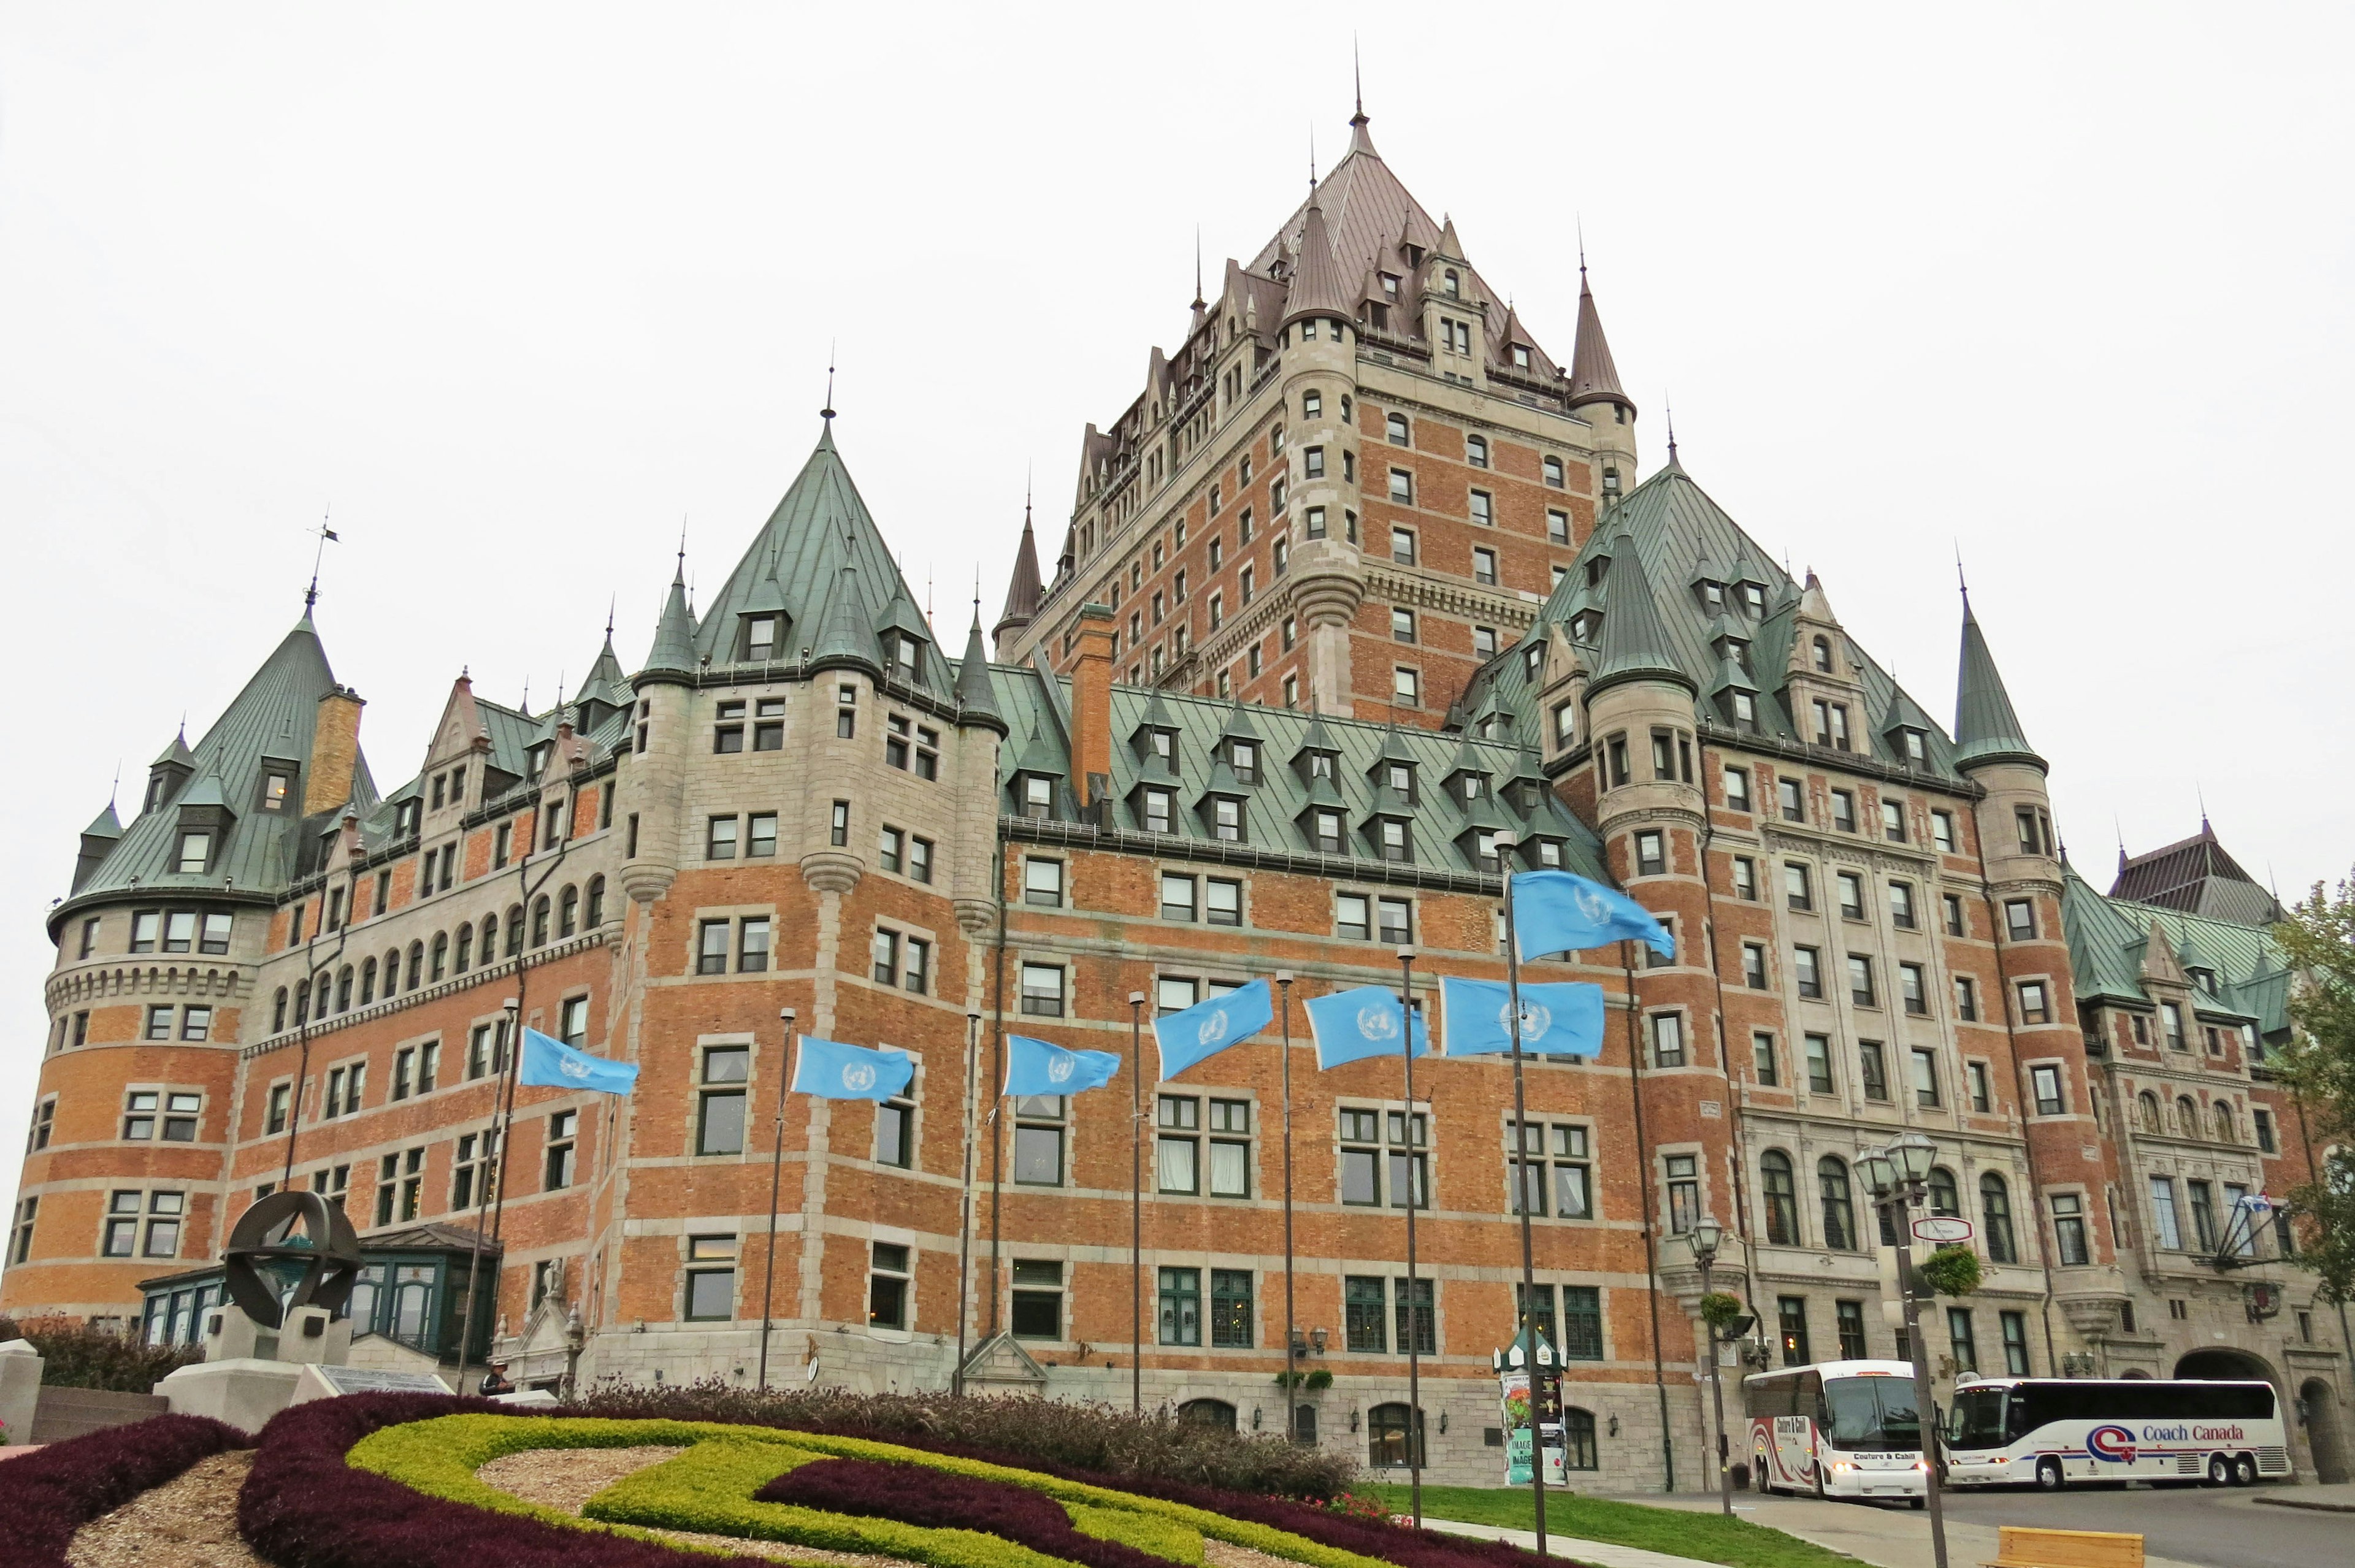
[1438,213,1465,261]
[151,727,196,770]
[810,563,878,673]
[1589,532,1694,696]
[1348,44,1379,158]
[1952,592,2043,771]
[1282,195,1352,327]
[1566,258,1631,415]
[995,486,1044,648]
[641,554,700,685]
[1664,399,1680,468]
[821,347,837,424]
[1190,224,1207,329]
[955,605,1006,732]
[82,800,124,840]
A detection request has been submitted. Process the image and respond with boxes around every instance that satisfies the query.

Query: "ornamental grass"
[755,1456,1179,1568]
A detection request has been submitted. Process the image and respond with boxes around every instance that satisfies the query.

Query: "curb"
[2252,1493,2355,1513]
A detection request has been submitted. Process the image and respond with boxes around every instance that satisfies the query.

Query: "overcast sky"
[4,4,2350,1229]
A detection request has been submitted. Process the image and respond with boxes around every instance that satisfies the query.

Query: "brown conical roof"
[1566,264,1631,413]
[994,500,1044,648]
[1282,197,1354,327]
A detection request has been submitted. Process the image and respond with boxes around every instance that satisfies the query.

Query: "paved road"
[1622,1482,2347,1568]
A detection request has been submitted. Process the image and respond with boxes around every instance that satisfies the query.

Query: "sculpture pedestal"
[0,1339,41,1445]
[155,1358,307,1434]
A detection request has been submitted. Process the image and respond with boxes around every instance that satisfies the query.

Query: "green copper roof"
[954,615,1007,731]
[641,568,699,682]
[1953,597,2042,770]
[2062,866,2293,1035]
[82,802,124,840]
[1589,530,1691,694]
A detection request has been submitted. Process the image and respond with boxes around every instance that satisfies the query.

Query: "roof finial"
[1664,395,1678,465]
[1192,225,1205,312]
[2197,781,2210,833]
[109,762,120,811]
[821,341,837,421]
[605,595,616,644]
[1352,36,1366,126]
[1955,544,1970,605]
[305,510,339,613]
[1309,121,1317,191]
[1577,215,1587,281]
[676,518,688,583]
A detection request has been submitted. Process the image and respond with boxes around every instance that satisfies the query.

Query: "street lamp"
[1859,1138,1950,1568]
[1688,1214,1733,1517]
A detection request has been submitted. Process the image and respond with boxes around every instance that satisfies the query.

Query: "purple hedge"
[0,1411,247,1568]
[237,1391,768,1568]
[757,1457,1170,1568]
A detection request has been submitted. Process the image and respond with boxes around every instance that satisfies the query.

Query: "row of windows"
[256,1001,586,1134]
[1773,1294,2033,1378]
[2133,1089,2256,1145]
[1757,1155,2027,1263]
[86,908,235,960]
[270,880,607,1031]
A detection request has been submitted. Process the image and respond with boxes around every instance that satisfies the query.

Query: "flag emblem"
[559,1054,592,1080]
[1046,1052,1076,1084]
[1197,1009,1230,1047]
[1357,1004,1399,1041]
[1502,1000,1552,1041]
[843,1063,876,1092]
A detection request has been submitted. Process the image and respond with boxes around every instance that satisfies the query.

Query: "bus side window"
[2005,1388,2034,1442]
[1798,1371,1823,1426]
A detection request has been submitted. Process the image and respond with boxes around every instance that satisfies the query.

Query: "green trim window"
[1157,1267,1201,1346]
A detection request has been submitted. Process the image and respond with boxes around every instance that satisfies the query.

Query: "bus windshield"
[1948,1386,2007,1448]
[1822,1375,1921,1451]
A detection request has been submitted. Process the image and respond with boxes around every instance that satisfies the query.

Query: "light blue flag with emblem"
[791,1037,913,1102]
[1005,1034,1122,1098]
[1512,868,1674,960]
[1154,978,1274,1082]
[1304,985,1431,1071]
[1438,977,1606,1058]
[517,1027,641,1095]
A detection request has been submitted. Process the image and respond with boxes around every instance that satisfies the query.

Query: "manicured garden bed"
[0,1410,247,1568]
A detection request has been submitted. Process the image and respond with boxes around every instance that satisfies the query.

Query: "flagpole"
[757,1009,796,1392]
[954,1009,981,1398]
[1396,947,1423,1529]
[1277,971,1297,1444]
[1500,854,1549,1556]
[1129,991,1146,1413]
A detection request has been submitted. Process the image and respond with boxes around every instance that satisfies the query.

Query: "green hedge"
[358,1414,1390,1568]
[0,1317,201,1393]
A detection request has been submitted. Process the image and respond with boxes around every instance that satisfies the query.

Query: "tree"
[2271,869,2355,1303]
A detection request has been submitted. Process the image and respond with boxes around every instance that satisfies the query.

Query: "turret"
[1565,261,1637,512]
[619,562,698,906]
[994,501,1044,652]
[72,801,123,894]
[1280,194,1366,716]
[1952,592,2057,885]
[1581,531,1702,878]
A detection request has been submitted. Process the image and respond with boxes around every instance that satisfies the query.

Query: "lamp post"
[1859,1133,1948,1568]
[1396,946,1424,1529]
[1129,990,1145,1415]
[1689,1214,1733,1516]
[757,1008,796,1391]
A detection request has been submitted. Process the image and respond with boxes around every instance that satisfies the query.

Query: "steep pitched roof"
[1565,264,1629,411]
[954,613,1007,733]
[1952,596,2043,771]
[2110,822,2283,927]
[2062,867,2292,1036]
[642,566,699,681]
[1282,198,1354,326]
[994,502,1044,648]
[1588,530,1692,695]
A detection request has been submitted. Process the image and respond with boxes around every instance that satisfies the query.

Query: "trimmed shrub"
[572,1380,1355,1499]
[756,1456,1176,1568]
[0,1411,246,1568]
[1918,1245,1983,1297]
[0,1314,204,1391]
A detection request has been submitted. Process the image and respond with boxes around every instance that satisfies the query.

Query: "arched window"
[1929,1167,1961,1217]
[1367,1402,1423,1468]
[429,931,448,982]
[2216,1103,2235,1142]
[1442,269,1461,297]
[532,897,551,947]
[1178,1398,1236,1431]
[506,904,525,955]
[454,924,473,973]
[406,941,424,991]
[335,966,354,1012]
[1818,1157,1856,1251]
[2177,1096,2198,1135]
[2139,1092,2162,1133]
[272,988,288,1032]
[1761,1151,1799,1245]
[359,957,377,1004]
[1562,1407,1600,1470]
[559,884,579,938]
[294,979,312,1024]
[584,876,605,929]
[479,916,497,964]
[1812,635,1832,672]
[1980,1173,2017,1263]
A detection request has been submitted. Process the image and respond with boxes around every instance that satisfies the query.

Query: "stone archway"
[2302,1379,2350,1484]
[2173,1347,2277,1384]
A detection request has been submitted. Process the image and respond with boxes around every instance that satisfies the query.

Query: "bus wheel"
[1909,1497,1926,1510]
[2035,1458,2064,1491]
[2206,1455,2233,1487]
[2232,1454,2257,1486]
[1753,1455,1771,1493]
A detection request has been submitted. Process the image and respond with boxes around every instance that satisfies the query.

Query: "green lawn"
[1367,1485,1856,1568]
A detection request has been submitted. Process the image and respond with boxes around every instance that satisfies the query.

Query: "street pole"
[757,1009,795,1391]
[1499,854,1549,1556]
[1864,1138,1950,1568]
[1130,990,1145,1414]
[954,1010,981,1398]
[1396,947,1423,1529]
[1692,1226,1733,1516]
[1277,972,1298,1445]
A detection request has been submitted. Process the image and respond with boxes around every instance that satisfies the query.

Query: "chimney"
[305,686,366,816]
[1068,603,1117,809]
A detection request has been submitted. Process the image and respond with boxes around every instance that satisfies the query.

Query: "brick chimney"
[1068,603,1117,809]
[305,686,366,816]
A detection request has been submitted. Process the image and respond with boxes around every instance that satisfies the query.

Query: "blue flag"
[517,1027,640,1095]
[1005,1034,1121,1098]
[791,1037,913,1101]
[1438,977,1606,1058]
[1154,979,1274,1082]
[1512,868,1674,960]
[1304,985,1431,1070]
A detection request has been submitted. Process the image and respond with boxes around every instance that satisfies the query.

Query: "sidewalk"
[1421,1516,1725,1568]
[2251,1480,2355,1513]
[1614,1493,2205,1568]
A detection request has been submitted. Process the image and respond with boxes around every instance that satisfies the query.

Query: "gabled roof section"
[2110,820,2283,927]
[64,615,369,915]
[2062,867,2293,1035]
[691,426,954,694]
[1952,595,2043,771]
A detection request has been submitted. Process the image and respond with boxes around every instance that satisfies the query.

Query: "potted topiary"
[1917,1244,1983,1297]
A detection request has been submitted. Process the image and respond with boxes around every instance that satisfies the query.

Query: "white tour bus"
[1945,1377,2289,1490]
[1744,1360,1929,1504]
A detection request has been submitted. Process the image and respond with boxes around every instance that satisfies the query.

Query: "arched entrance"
[2302,1379,2350,1485]
[2173,1347,2277,1384]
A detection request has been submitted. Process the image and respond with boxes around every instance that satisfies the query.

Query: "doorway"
[2302,1379,2349,1484]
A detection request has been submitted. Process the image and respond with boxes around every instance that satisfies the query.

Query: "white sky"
[4,4,2351,1229]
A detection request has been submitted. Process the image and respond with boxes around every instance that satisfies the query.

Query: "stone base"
[0,1339,40,1447]
[154,1358,307,1434]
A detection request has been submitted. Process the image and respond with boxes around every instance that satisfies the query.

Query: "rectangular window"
[1753,1031,1779,1085]
[1882,799,1907,841]
[1650,1012,1685,1068]
[1732,857,1757,900]
[1777,1296,1812,1366]
[1208,1268,1254,1348]
[1664,1153,1699,1233]
[706,816,738,860]
[1636,830,1665,877]
[2018,981,2051,1024]
[684,1236,737,1321]
[1794,945,1823,999]
[1394,1276,1436,1355]
[1967,1060,1991,1112]
[1932,809,1958,852]
[1344,1275,1387,1352]
[1024,859,1064,907]
[1011,1260,1063,1339]
[1947,1307,1978,1374]
[1859,1041,1890,1101]
[697,1046,749,1156]
[1961,973,1988,1020]
[1910,1047,1940,1107]
[697,919,730,976]
[1805,1034,1834,1093]
[1742,943,1769,989]
[867,1242,911,1329]
[2050,1192,2089,1264]
[1204,878,1241,926]
[738,917,772,974]
[1901,963,1928,1015]
[2030,1064,2065,1116]
[1155,1266,1201,1346]
[2000,1310,2031,1375]
[2162,1000,2186,1049]
[1020,964,1065,1018]
[744,811,776,858]
[1837,1299,1869,1361]
[544,1109,578,1190]
[2005,899,2036,941]
[1848,954,1876,1006]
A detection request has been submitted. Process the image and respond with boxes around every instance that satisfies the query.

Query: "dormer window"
[1381,273,1399,300]
[1376,817,1412,862]
[394,800,421,837]
[1020,775,1054,819]
[1512,345,1531,370]
[886,632,922,681]
[1530,837,1565,868]
[1898,728,1928,765]
[1228,740,1258,784]
[1457,773,1485,802]
[1741,583,1766,616]
[1384,762,1416,802]
[1309,809,1345,853]
[1586,557,1609,587]
[527,741,554,779]
[1207,797,1244,842]
[1570,610,1601,643]
[1812,636,1834,673]
[745,614,782,662]
[1141,789,1174,835]
[175,832,212,875]
[1442,269,1461,297]
[261,772,292,813]
[1701,582,1725,613]
[1524,644,1543,680]
[1150,729,1174,760]
[1723,691,1760,733]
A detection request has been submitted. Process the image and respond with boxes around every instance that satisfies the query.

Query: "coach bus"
[1944,1377,2289,1490]
[1744,1360,1929,1504]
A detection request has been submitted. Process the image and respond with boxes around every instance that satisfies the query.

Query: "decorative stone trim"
[799,851,864,897]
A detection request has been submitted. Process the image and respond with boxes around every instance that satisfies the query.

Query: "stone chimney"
[305,686,366,816]
[1068,603,1117,809]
